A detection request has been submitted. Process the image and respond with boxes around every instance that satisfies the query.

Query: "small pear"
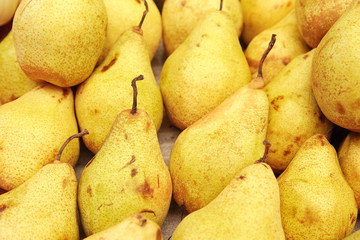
[171,141,285,240]
[160,1,251,130]
[338,132,360,209]
[311,0,360,132]
[0,83,79,191]
[84,214,163,240]
[264,49,333,173]
[245,10,309,85]
[78,76,172,236]
[162,0,243,56]
[278,134,358,240]
[76,7,163,154]
[0,31,39,104]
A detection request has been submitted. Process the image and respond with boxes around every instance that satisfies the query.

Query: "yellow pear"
[84,214,162,240]
[98,0,161,63]
[0,83,79,190]
[78,76,172,236]
[12,0,107,87]
[171,141,285,240]
[241,0,295,44]
[278,134,358,240]
[338,132,360,209]
[76,10,163,154]
[160,5,251,130]
[245,10,309,85]
[0,31,39,104]
[162,0,243,56]
[295,0,353,48]
[311,0,360,132]
[264,49,333,173]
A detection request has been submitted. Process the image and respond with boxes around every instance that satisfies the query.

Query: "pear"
[75,7,163,154]
[245,10,309,85]
[169,35,275,212]
[295,0,353,48]
[278,134,358,240]
[241,0,295,44]
[84,214,162,240]
[162,0,243,56]
[12,0,107,87]
[311,0,360,132]
[264,49,333,173]
[171,141,285,240]
[160,2,251,130]
[78,76,172,236]
[0,83,79,191]
[98,0,161,63]
[338,132,360,209]
[0,31,39,104]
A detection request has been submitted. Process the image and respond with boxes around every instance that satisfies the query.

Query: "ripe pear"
[264,49,333,173]
[98,0,161,63]
[171,141,285,240]
[241,0,295,44]
[12,0,107,87]
[338,132,360,209]
[0,31,39,104]
[245,10,309,85]
[84,214,162,240]
[76,10,163,154]
[0,83,79,191]
[162,0,243,56]
[278,134,358,240]
[295,0,353,48]
[311,0,360,132]
[78,76,172,236]
[160,5,251,130]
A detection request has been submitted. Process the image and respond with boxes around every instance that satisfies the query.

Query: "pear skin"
[278,134,358,240]
[0,83,79,191]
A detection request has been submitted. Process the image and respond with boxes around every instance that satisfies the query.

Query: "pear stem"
[255,139,271,163]
[219,0,223,11]
[56,129,89,162]
[131,75,145,115]
[138,0,149,29]
[257,34,276,79]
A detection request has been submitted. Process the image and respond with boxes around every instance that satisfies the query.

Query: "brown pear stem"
[257,34,276,79]
[131,75,145,114]
[255,139,271,163]
[56,129,89,162]
[138,0,149,29]
[219,0,223,11]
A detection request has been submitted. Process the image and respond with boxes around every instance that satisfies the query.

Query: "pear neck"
[132,26,143,36]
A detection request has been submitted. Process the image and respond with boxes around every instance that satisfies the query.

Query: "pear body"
[264,50,333,173]
[99,0,161,63]
[160,10,251,130]
[169,81,268,212]
[295,0,353,48]
[311,0,360,132]
[0,84,79,190]
[162,0,243,56]
[0,162,78,240]
[84,214,162,240]
[245,10,309,85]
[0,31,39,104]
[241,0,295,44]
[78,109,172,236]
[339,132,360,209]
[278,134,357,240]
[12,0,107,87]
[171,161,285,240]
[76,28,163,154]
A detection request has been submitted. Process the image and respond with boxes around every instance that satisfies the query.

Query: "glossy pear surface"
[161,10,251,130]
[278,134,357,240]
[76,27,163,154]
[0,84,79,190]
